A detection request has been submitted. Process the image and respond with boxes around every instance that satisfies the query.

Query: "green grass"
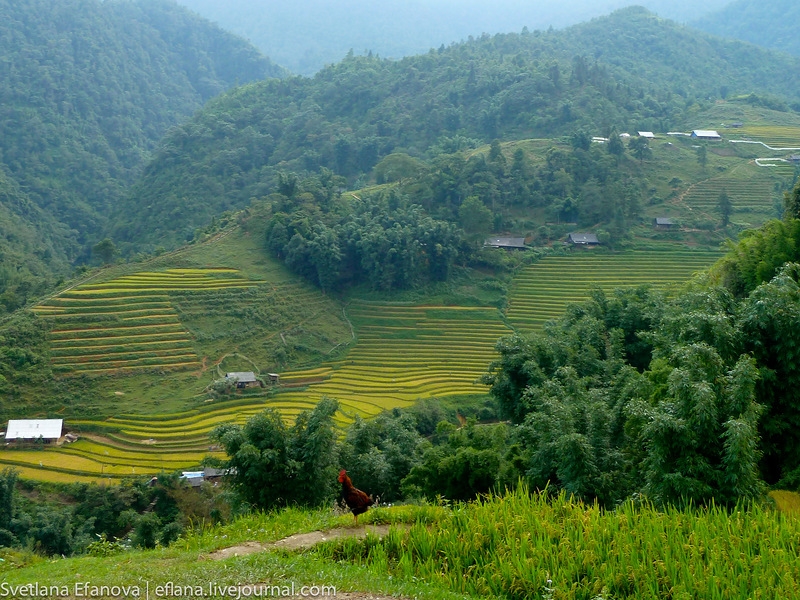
[2,491,797,600]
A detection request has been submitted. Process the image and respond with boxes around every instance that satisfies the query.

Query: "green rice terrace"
[33,269,266,375]
[677,165,780,222]
[2,249,726,483]
[507,250,723,330]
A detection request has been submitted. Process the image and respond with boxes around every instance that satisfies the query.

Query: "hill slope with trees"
[694,0,800,58]
[0,0,283,268]
[114,7,800,249]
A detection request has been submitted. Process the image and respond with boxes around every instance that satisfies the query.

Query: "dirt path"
[203,525,414,599]
[204,524,403,560]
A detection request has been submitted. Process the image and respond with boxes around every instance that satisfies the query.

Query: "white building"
[5,419,63,443]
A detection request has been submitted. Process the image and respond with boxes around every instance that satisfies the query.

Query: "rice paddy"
[33,269,265,375]
[680,169,777,214]
[507,250,722,330]
[734,125,800,148]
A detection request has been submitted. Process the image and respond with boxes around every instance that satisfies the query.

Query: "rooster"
[338,469,374,524]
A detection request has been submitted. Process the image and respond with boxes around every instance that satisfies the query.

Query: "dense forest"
[694,0,800,58]
[0,0,282,289]
[176,0,731,75]
[114,7,800,250]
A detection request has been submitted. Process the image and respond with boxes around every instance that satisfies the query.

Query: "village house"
[224,372,263,389]
[567,233,600,246]
[484,237,527,250]
[691,130,722,141]
[654,217,676,230]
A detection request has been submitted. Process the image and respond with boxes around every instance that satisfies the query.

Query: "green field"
[507,250,723,330]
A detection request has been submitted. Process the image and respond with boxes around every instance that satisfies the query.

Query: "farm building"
[691,130,722,141]
[224,372,263,389]
[637,131,655,139]
[567,233,600,246]
[654,217,676,230]
[790,155,800,163]
[484,237,527,250]
[4,419,63,444]
[181,467,228,487]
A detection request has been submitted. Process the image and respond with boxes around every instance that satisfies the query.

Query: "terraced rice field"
[508,251,722,330]
[680,168,776,214]
[276,303,512,420]
[7,300,512,482]
[735,126,800,148]
[34,269,264,375]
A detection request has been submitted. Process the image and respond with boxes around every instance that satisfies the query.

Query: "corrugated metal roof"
[692,130,721,138]
[655,217,675,225]
[568,233,600,244]
[485,237,526,248]
[225,372,258,383]
[638,131,655,138]
[5,419,63,440]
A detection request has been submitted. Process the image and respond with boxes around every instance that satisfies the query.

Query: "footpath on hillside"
[203,524,412,600]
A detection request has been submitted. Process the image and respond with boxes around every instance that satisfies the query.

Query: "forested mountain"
[0,171,73,314]
[694,0,800,58]
[0,0,282,266]
[115,7,800,249]
[177,0,731,76]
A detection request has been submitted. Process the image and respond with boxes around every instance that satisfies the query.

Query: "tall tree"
[717,190,733,227]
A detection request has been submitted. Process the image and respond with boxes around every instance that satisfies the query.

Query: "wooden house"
[567,233,600,246]
[225,372,263,389]
[484,237,527,250]
[654,217,676,230]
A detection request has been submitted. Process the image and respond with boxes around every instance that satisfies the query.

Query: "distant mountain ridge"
[693,0,800,58]
[176,0,731,76]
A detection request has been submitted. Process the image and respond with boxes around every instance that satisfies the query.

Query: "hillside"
[176,0,731,75]
[114,7,800,250]
[0,0,283,267]
[694,0,800,58]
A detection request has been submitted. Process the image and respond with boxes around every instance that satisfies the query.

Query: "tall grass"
[319,487,800,600]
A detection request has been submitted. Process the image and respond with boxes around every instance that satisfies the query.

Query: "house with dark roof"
[484,237,527,250]
[225,372,263,389]
[654,217,676,230]
[567,233,600,245]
